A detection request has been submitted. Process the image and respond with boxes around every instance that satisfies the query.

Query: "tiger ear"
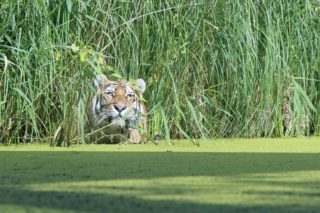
[94,74,108,88]
[136,79,146,94]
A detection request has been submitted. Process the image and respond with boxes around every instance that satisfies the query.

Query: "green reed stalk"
[0,0,319,144]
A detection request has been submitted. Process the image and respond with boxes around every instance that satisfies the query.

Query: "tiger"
[86,74,147,144]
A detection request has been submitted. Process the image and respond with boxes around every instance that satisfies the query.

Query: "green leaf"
[293,80,317,113]
[139,96,147,103]
[186,99,207,139]
[66,0,72,13]
[14,88,32,106]
[79,50,88,63]
[70,43,79,53]
[111,73,122,79]
[106,66,115,72]
[161,108,171,145]
[2,54,9,72]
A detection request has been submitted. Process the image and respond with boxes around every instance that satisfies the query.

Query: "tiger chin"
[86,74,147,144]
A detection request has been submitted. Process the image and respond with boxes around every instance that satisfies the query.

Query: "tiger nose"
[114,104,127,113]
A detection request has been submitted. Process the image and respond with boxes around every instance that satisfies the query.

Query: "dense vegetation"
[0,0,319,144]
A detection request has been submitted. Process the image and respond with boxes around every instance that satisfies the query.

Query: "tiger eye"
[106,91,114,96]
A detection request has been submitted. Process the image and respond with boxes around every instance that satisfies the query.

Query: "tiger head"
[92,74,146,129]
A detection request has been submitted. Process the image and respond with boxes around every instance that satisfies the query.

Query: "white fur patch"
[136,79,146,94]
[94,74,108,88]
[106,84,116,92]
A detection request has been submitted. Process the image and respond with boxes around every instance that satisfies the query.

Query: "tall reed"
[0,0,319,144]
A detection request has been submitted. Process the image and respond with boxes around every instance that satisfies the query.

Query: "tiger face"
[89,74,147,143]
